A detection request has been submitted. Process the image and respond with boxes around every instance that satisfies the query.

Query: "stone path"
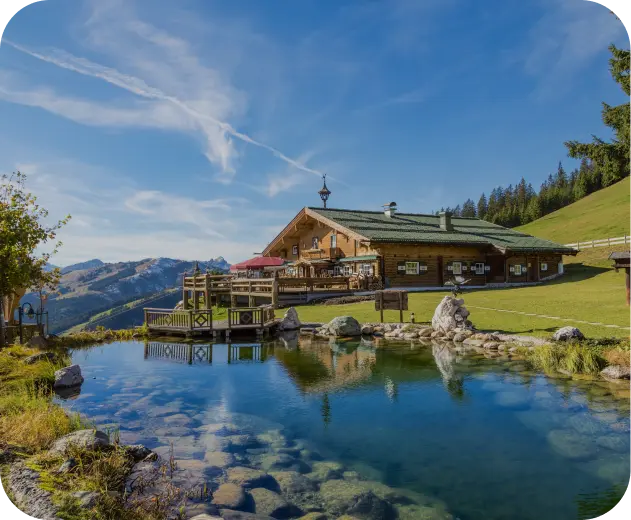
[469,306,631,331]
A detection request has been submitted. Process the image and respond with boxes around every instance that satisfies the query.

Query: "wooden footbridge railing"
[228,305,276,329]
[144,308,213,333]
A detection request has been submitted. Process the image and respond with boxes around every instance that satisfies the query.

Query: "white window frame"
[360,263,374,275]
[540,263,548,272]
[405,261,419,275]
[343,265,353,276]
[514,264,522,276]
[452,262,462,275]
[330,233,337,249]
[312,236,319,249]
[333,265,341,276]
[474,262,485,275]
[292,245,298,255]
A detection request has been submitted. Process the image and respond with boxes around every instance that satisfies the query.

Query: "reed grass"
[52,327,146,348]
[523,340,628,375]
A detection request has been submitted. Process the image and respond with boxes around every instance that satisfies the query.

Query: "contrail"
[4,40,331,180]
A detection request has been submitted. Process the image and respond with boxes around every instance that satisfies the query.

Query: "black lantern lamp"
[318,175,331,208]
[18,302,36,344]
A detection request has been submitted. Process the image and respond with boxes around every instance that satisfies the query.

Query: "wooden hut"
[609,251,630,305]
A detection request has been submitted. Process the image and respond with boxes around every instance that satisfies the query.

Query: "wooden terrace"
[144,270,358,337]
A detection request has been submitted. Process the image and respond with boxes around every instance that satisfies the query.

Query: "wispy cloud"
[2,5,330,183]
[3,156,291,265]
[355,87,430,114]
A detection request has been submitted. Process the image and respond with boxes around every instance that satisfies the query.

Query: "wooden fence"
[144,308,212,332]
[278,277,351,293]
[228,305,276,329]
[565,235,629,251]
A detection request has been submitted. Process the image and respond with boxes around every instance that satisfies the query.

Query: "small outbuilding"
[609,251,630,305]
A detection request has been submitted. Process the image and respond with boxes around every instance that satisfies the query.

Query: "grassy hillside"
[516,177,630,243]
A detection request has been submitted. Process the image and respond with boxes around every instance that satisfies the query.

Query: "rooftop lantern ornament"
[318,175,331,208]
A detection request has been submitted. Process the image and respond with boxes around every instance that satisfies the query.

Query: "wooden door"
[486,255,505,282]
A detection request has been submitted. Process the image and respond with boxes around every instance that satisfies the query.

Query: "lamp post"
[318,175,331,208]
[18,302,36,344]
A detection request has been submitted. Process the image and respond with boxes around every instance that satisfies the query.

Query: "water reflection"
[63,338,631,520]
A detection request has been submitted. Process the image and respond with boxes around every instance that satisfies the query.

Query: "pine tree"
[565,45,630,186]
[461,199,476,217]
[476,194,488,220]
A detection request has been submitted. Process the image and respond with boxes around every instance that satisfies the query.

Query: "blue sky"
[0,0,628,265]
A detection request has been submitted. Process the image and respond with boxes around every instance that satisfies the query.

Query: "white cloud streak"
[4,39,329,181]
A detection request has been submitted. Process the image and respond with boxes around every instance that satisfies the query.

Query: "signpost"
[375,290,408,323]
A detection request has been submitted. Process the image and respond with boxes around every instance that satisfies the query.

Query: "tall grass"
[525,342,607,375]
[52,327,145,348]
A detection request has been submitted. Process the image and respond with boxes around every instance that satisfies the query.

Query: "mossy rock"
[319,480,395,519]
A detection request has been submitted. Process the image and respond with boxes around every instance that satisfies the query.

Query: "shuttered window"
[405,262,419,275]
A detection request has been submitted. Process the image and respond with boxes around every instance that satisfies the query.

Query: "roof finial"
[318,174,331,208]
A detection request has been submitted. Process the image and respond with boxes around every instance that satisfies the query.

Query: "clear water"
[60,338,630,520]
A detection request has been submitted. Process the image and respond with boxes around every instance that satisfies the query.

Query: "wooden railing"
[144,308,212,331]
[278,276,350,293]
[565,235,629,251]
[230,278,277,295]
[300,247,340,260]
[183,274,233,292]
[228,305,276,329]
[1,324,41,346]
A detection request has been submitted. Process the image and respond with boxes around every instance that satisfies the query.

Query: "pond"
[59,336,630,520]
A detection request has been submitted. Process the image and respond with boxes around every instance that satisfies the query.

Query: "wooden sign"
[375,290,408,323]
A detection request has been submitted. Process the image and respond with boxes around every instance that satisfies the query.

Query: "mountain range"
[22,257,230,333]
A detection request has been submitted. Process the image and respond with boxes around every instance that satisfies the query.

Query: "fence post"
[576,241,580,251]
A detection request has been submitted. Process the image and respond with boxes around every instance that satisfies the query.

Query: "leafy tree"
[565,45,630,186]
[0,172,70,346]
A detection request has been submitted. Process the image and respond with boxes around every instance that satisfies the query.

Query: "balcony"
[300,247,340,261]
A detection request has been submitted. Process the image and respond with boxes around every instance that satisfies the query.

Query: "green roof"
[308,207,575,254]
[338,255,378,262]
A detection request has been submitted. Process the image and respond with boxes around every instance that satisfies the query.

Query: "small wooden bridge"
[144,270,355,338]
[144,305,277,339]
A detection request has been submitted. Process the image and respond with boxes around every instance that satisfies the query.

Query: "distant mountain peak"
[60,259,105,275]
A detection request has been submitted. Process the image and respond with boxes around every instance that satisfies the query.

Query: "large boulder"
[324,316,362,337]
[553,327,584,341]
[278,308,301,331]
[8,462,60,520]
[431,297,472,333]
[600,365,630,380]
[53,364,84,389]
[49,430,110,456]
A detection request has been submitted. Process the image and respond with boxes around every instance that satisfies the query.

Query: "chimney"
[439,211,453,231]
[383,202,397,218]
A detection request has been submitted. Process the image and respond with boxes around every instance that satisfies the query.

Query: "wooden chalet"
[262,198,576,289]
